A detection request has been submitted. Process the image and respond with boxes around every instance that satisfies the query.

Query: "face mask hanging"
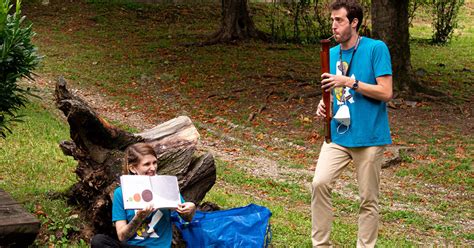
[333,102,350,134]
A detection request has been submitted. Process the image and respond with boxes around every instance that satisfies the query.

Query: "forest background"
[0,0,472,246]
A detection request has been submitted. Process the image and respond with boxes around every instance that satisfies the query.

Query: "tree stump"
[54,77,216,237]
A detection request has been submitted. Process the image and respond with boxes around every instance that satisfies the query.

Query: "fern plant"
[0,0,40,138]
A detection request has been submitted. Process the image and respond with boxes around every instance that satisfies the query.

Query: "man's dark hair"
[330,0,364,31]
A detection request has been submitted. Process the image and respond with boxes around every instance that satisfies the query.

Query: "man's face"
[331,8,355,44]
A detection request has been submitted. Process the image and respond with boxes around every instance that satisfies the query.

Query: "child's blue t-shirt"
[329,36,392,147]
[113,186,180,247]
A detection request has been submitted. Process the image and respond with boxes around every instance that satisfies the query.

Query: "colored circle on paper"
[133,193,141,202]
[142,189,153,202]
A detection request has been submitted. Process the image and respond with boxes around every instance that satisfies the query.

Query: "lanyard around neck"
[339,36,361,76]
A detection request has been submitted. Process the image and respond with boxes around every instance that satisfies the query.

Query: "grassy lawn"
[0,101,87,246]
[0,0,471,246]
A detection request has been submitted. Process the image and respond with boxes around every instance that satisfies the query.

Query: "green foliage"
[266,0,371,44]
[408,0,430,26]
[39,205,82,245]
[268,0,332,44]
[0,0,40,138]
[265,0,465,45]
[431,0,465,44]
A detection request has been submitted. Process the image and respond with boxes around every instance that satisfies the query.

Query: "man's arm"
[346,75,393,102]
[321,73,393,102]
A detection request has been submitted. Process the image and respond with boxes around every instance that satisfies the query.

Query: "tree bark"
[371,0,447,98]
[371,0,413,93]
[54,77,216,237]
[203,0,267,45]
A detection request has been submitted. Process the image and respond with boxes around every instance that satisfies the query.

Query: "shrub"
[408,0,430,26]
[268,0,332,44]
[0,0,41,138]
[431,0,464,44]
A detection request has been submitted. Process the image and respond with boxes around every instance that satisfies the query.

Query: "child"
[92,143,196,247]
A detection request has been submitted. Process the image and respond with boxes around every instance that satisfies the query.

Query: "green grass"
[0,101,87,246]
[396,159,473,191]
[383,210,428,226]
[410,1,474,101]
[205,159,426,247]
[0,102,75,195]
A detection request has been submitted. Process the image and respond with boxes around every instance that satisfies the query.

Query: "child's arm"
[115,205,154,241]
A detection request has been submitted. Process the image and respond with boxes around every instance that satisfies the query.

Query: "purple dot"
[142,189,153,202]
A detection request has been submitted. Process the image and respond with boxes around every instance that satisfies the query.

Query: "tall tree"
[371,0,413,93]
[372,0,445,97]
[204,0,266,44]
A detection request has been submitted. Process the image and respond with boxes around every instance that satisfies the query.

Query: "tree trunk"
[371,0,413,93]
[371,0,447,98]
[204,0,267,44]
[54,77,216,238]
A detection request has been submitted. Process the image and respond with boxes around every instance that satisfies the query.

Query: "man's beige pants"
[311,142,384,248]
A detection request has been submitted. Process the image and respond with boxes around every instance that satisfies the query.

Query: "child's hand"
[177,202,196,221]
[136,204,155,221]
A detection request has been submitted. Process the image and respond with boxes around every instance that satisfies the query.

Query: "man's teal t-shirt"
[329,36,392,147]
[113,187,174,247]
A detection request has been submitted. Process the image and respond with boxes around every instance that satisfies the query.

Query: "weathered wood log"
[0,189,40,247]
[54,77,216,237]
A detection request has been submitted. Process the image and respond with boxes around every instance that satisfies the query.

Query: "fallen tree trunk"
[54,77,216,238]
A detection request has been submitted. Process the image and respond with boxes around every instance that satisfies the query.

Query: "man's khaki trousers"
[311,142,384,248]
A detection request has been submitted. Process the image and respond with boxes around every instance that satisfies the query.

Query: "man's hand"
[321,73,351,91]
[321,73,353,91]
[316,100,326,118]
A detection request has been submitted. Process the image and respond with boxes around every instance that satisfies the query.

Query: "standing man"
[312,0,393,247]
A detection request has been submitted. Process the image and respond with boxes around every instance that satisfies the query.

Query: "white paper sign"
[120,175,181,210]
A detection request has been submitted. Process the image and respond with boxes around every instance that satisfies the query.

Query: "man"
[312,0,393,247]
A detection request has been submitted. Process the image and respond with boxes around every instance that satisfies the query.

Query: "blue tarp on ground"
[173,203,272,248]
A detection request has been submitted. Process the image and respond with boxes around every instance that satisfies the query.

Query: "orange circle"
[133,193,141,202]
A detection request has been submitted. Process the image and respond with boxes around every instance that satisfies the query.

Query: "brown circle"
[142,189,153,202]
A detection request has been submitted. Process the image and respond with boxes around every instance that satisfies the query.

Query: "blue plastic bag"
[173,204,272,248]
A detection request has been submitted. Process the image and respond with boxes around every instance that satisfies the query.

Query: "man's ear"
[351,18,359,29]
